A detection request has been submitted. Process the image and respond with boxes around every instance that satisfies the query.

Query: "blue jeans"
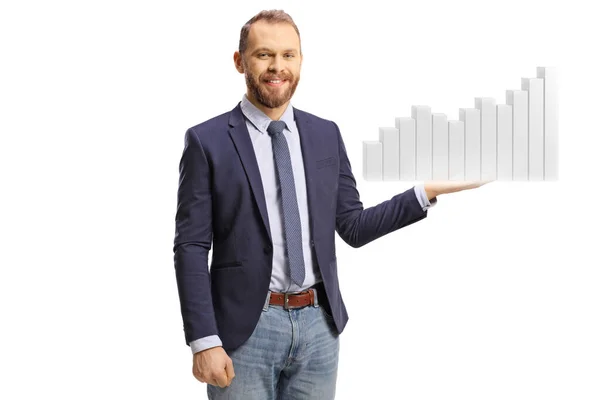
[207,293,340,400]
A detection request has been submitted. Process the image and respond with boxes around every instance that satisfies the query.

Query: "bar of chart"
[363,67,558,181]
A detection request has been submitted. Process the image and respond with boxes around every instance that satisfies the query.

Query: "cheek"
[243,61,261,76]
[254,67,268,80]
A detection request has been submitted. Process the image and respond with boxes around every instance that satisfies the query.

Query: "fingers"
[214,372,229,388]
[191,352,235,388]
[462,180,491,189]
[193,369,229,388]
[213,358,235,388]
[225,357,236,385]
[192,365,205,383]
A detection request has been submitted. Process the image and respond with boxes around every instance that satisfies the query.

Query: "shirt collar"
[240,94,295,134]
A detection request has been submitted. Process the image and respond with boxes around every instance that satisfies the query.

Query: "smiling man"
[238,20,301,115]
[173,9,486,400]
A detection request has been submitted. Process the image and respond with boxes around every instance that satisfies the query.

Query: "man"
[173,9,486,399]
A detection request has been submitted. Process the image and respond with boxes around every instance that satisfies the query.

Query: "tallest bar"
[537,67,559,180]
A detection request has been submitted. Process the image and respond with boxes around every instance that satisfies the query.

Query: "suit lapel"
[294,108,318,237]
[228,104,272,244]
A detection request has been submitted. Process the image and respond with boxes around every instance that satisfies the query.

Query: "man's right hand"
[192,346,235,388]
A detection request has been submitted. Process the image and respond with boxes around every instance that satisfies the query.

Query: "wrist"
[423,183,439,200]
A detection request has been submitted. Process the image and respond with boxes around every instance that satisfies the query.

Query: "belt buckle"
[283,292,290,310]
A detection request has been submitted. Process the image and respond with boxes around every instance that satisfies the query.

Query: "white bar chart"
[363,66,559,181]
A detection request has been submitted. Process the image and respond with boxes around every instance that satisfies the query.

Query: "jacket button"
[310,240,314,247]
[263,246,271,254]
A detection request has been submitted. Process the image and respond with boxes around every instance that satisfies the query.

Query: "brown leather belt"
[270,289,316,310]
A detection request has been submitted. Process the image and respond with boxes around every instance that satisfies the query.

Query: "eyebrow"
[252,47,298,54]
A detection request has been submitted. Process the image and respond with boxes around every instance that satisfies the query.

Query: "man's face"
[236,21,302,109]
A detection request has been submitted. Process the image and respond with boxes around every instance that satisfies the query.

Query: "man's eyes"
[257,53,295,58]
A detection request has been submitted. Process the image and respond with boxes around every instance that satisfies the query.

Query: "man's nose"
[268,55,284,72]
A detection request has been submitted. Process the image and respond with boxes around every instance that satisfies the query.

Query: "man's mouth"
[264,79,287,87]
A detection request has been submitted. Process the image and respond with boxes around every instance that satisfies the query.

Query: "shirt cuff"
[190,335,223,354]
[413,184,437,211]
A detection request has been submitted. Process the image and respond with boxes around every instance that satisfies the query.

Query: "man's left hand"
[424,180,492,200]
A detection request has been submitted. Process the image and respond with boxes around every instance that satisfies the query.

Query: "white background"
[1,0,599,399]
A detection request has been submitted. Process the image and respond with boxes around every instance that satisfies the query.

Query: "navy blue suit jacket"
[174,103,428,351]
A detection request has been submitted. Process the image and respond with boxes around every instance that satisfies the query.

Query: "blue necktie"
[267,120,305,287]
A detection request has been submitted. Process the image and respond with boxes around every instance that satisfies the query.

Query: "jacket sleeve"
[173,128,219,345]
[332,121,428,248]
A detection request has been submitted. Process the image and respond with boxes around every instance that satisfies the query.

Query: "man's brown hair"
[238,10,301,55]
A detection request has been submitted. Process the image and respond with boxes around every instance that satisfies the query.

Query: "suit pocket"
[316,156,336,169]
[210,261,242,271]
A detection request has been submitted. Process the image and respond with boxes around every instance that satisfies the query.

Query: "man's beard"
[244,64,300,109]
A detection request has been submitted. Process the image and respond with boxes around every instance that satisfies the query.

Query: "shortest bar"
[363,141,383,181]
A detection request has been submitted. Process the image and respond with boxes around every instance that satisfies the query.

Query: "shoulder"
[187,108,233,139]
[293,107,340,131]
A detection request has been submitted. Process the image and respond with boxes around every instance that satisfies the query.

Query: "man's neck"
[246,93,289,121]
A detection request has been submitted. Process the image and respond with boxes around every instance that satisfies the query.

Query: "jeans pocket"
[320,305,335,321]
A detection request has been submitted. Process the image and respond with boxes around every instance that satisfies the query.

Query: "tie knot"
[267,120,286,137]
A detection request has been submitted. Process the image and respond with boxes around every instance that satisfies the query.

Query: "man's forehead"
[246,21,300,51]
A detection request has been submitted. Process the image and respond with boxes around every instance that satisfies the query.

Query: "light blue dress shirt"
[190,95,436,354]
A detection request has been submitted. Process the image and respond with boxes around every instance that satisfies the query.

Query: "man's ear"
[233,51,244,74]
